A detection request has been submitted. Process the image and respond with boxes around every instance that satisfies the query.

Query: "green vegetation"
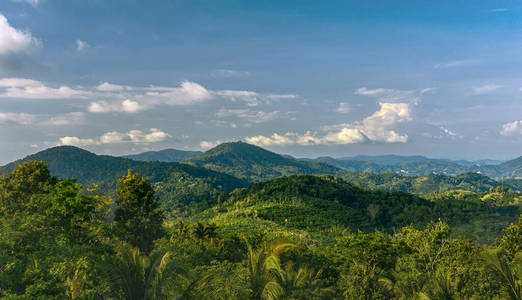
[0,146,248,210]
[1,162,522,298]
[185,141,340,182]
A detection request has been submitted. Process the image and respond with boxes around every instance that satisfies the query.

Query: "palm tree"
[245,239,294,300]
[482,249,522,300]
[100,243,186,300]
[278,262,333,299]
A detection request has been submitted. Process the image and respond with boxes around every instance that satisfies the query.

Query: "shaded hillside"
[122,148,202,162]
[185,141,340,182]
[0,146,248,209]
[301,157,382,173]
[497,156,522,177]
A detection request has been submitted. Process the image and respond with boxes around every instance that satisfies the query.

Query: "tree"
[482,249,522,300]
[245,239,294,300]
[0,161,57,214]
[496,215,522,262]
[115,170,164,253]
[100,243,186,300]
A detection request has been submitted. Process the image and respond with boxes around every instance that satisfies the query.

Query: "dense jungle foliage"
[1,161,522,299]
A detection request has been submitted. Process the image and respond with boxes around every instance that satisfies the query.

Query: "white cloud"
[0,78,41,87]
[360,102,411,142]
[0,13,40,55]
[0,112,34,124]
[473,84,502,94]
[355,87,417,103]
[245,133,295,147]
[0,78,88,99]
[96,82,130,92]
[336,102,350,113]
[10,0,40,7]
[58,136,97,147]
[145,81,212,105]
[76,40,90,51]
[200,140,221,149]
[215,108,278,123]
[355,87,395,96]
[88,99,147,113]
[128,128,169,143]
[500,120,522,136]
[44,112,85,126]
[245,102,412,146]
[58,128,170,146]
[321,128,367,144]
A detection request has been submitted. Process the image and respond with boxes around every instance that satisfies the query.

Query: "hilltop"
[185,141,340,182]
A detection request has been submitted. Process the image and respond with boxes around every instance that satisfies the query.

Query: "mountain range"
[1,142,521,211]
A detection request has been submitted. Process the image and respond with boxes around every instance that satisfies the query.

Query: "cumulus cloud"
[0,13,40,55]
[58,128,170,146]
[76,40,90,51]
[245,102,412,146]
[500,120,522,136]
[0,112,35,124]
[473,84,502,94]
[88,99,147,113]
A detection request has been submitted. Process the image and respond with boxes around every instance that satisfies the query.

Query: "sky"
[0,0,521,164]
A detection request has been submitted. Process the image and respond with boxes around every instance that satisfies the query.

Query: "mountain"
[497,156,522,178]
[0,146,248,210]
[184,141,340,182]
[122,148,202,162]
[342,154,429,165]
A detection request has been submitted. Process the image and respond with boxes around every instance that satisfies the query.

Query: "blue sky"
[0,0,521,164]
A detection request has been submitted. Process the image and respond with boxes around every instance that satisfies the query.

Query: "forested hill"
[0,146,248,209]
[184,141,340,182]
[122,148,202,162]
[196,175,521,244]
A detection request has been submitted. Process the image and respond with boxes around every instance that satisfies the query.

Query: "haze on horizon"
[0,0,521,165]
